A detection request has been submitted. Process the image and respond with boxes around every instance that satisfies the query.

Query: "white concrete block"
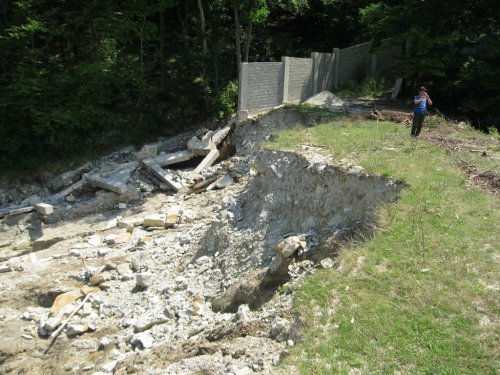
[35,203,54,215]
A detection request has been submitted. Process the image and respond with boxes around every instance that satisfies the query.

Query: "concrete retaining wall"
[283,57,314,103]
[238,39,401,118]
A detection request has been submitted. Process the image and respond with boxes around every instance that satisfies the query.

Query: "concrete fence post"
[238,62,249,120]
[281,56,290,103]
[332,48,340,89]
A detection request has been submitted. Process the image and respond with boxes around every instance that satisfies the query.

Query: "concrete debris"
[118,202,127,209]
[276,235,307,258]
[143,214,166,227]
[50,290,83,317]
[66,323,89,336]
[152,150,193,167]
[0,110,403,374]
[88,162,137,194]
[137,144,158,160]
[35,202,54,215]
[194,149,220,174]
[131,332,154,349]
[142,158,184,192]
[187,132,216,156]
[303,91,345,112]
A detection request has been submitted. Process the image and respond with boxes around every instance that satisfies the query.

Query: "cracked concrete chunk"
[143,214,166,227]
[35,202,54,215]
[194,149,220,174]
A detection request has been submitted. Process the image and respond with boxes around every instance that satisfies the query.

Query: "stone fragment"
[276,236,302,258]
[117,202,127,209]
[87,235,101,247]
[35,202,54,215]
[214,175,235,189]
[137,144,158,159]
[135,273,152,288]
[192,295,205,316]
[102,360,118,373]
[143,214,166,227]
[193,149,220,174]
[137,236,152,246]
[211,126,232,145]
[65,194,77,203]
[90,274,106,286]
[320,257,335,269]
[117,217,144,230]
[236,304,251,323]
[235,367,252,375]
[105,232,131,245]
[270,317,291,342]
[66,323,89,336]
[80,285,101,296]
[165,212,180,227]
[0,264,11,273]
[130,257,141,272]
[50,290,83,317]
[98,337,112,351]
[132,332,154,349]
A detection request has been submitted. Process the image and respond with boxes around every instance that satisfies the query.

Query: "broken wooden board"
[142,158,184,192]
[194,149,220,174]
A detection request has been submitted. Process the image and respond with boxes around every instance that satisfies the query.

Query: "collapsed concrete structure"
[0,104,404,374]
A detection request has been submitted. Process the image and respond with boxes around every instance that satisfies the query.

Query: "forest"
[0,0,498,169]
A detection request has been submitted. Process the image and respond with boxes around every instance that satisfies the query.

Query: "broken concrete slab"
[194,149,220,174]
[142,158,184,192]
[153,150,193,167]
[49,176,88,202]
[0,205,35,218]
[143,214,166,227]
[211,126,232,145]
[88,162,138,195]
[137,144,158,160]
[187,132,216,156]
[35,203,54,215]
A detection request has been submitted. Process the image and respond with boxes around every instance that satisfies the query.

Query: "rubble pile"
[0,108,403,374]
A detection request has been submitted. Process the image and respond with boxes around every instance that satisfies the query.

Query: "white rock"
[35,202,54,215]
[118,202,127,209]
[101,360,118,372]
[236,304,251,323]
[276,236,302,258]
[143,214,166,227]
[66,323,89,336]
[87,235,102,247]
[136,272,152,288]
[99,337,112,350]
[235,366,252,375]
[132,332,154,349]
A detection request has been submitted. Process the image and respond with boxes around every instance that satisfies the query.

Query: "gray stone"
[236,304,250,323]
[66,323,89,336]
[214,175,235,189]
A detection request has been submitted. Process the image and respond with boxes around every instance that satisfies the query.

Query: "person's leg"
[411,114,419,137]
[415,114,425,136]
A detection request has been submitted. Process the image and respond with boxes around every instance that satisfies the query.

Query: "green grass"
[266,119,499,374]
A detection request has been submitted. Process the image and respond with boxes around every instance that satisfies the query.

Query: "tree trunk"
[244,21,252,62]
[233,6,241,76]
[159,9,165,92]
[197,0,207,54]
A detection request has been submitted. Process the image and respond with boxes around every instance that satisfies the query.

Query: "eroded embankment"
[0,109,405,375]
[200,149,403,313]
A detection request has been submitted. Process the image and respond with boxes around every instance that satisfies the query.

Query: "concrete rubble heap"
[0,107,403,374]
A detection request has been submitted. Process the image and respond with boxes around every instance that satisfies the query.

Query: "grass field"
[266,118,499,374]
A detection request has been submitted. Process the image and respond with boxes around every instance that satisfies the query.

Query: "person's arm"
[414,96,424,104]
[426,94,433,105]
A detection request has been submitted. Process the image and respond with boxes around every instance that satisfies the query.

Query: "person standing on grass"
[411,86,433,137]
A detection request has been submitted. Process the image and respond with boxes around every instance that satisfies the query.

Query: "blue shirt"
[414,96,427,114]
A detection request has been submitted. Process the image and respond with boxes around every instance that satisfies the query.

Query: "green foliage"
[267,118,499,374]
[337,77,390,98]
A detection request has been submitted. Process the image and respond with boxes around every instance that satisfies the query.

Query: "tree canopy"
[0,0,498,168]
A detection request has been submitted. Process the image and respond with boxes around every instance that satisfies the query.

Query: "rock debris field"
[0,107,403,374]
